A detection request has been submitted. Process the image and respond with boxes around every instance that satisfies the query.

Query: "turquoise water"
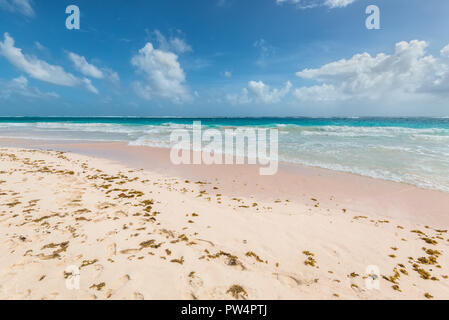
[1,117,449,192]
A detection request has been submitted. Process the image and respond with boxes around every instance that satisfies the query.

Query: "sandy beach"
[1,0,448,306]
[0,141,448,300]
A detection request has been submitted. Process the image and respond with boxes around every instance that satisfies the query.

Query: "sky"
[0,0,448,117]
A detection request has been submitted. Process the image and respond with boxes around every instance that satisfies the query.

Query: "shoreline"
[0,135,445,192]
[1,137,449,227]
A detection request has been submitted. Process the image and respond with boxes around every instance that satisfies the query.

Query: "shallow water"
[1,117,449,192]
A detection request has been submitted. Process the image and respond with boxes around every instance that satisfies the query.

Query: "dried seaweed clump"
[227,285,248,300]
[140,240,162,249]
[303,251,317,267]
[38,241,70,260]
[205,251,245,269]
[90,282,106,291]
[80,259,98,269]
[245,251,264,263]
[170,256,185,265]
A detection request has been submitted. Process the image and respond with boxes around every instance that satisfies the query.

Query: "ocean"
[1,117,449,192]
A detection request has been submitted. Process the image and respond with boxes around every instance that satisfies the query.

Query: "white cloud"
[248,80,292,103]
[131,42,191,103]
[224,71,232,78]
[104,68,120,82]
[0,33,98,94]
[254,39,275,67]
[441,44,449,58]
[34,41,46,51]
[0,0,34,17]
[82,78,99,94]
[0,76,59,99]
[0,33,78,86]
[294,40,449,102]
[227,80,292,104]
[276,0,357,9]
[324,0,356,8]
[169,37,193,54]
[67,52,120,83]
[153,30,193,54]
[68,52,104,79]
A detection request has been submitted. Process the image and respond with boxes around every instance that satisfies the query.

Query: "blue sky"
[0,0,448,117]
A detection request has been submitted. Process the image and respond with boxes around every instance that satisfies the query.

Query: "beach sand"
[0,142,448,300]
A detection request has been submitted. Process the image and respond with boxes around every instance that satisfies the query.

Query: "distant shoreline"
[1,116,449,119]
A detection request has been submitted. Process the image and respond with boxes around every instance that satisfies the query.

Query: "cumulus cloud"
[324,0,357,8]
[0,76,59,99]
[441,44,449,58]
[294,40,449,102]
[68,52,104,79]
[0,33,78,86]
[34,41,46,51]
[82,78,98,95]
[227,80,292,104]
[276,0,357,9]
[68,52,120,82]
[131,42,191,103]
[104,68,120,82]
[0,0,34,17]
[153,30,193,54]
[0,33,98,94]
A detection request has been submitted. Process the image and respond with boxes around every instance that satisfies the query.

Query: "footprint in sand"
[273,272,310,287]
[107,243,117,257]
[105,274,130,299]
[114,210,128,218]
[93,264,104,279]
[96,202,116,210]
[4,239,18,250]
[188,272,204,289]
[120,249,140,255]
[11,289,31,299]
[184,272,204,300]
[133,292,144,300]
[42,292,59,300]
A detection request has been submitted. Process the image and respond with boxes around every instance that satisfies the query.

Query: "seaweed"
[421,237,438,245]
[245,251,264,263]
[392,285,401,292]
[140,240,162,249]
[412,264,431,280]
[170,256,185,265]
[80,259,98,269]
[227,285,248,300]
[90,282,106,291]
